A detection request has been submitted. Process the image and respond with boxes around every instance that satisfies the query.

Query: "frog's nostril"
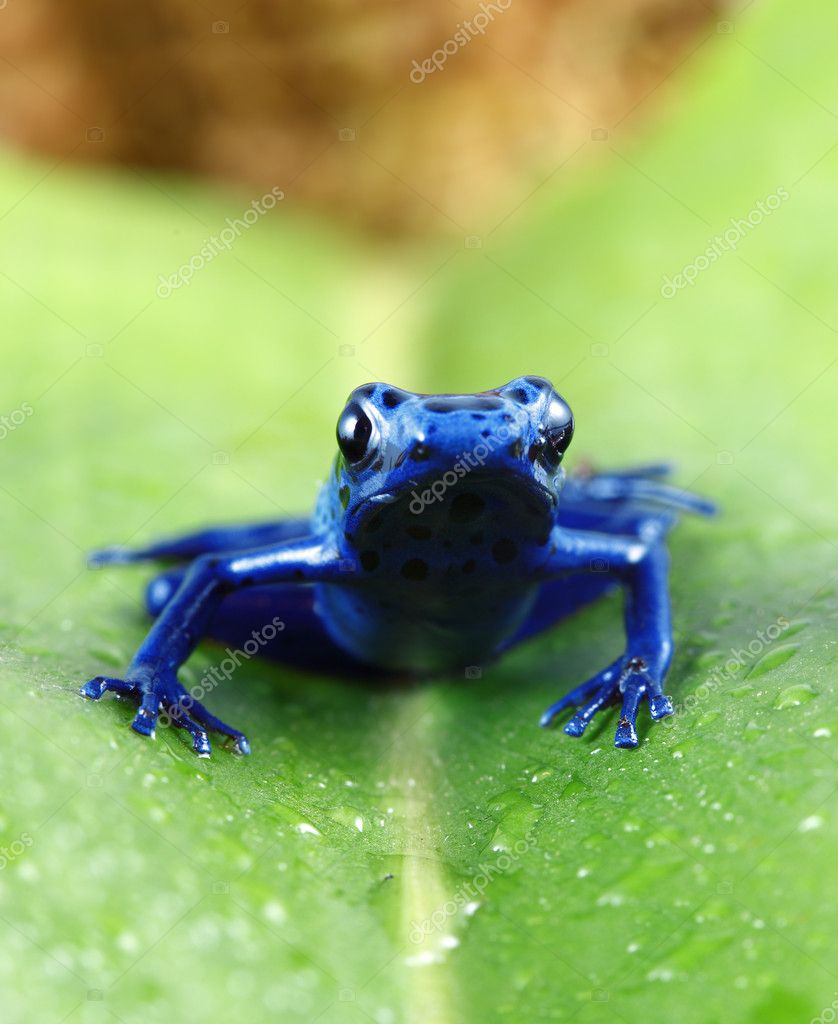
[409,442,431,461]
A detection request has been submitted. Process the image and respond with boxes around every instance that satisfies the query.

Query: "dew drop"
[746,643,800,679]
[798,815,824,832]
[296,822,321,836]
[774,684,817,710]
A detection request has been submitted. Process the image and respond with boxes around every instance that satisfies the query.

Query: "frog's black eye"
[535,394,574,471]
[337,402,376,465]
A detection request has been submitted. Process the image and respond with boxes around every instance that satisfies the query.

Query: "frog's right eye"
[337,402,377,465]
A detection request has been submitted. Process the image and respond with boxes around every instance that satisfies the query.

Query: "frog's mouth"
[353,468,557,543]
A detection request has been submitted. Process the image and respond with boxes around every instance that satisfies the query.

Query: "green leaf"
[2,0,838,1021]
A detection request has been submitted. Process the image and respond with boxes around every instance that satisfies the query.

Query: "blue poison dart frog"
[81,376,715,757]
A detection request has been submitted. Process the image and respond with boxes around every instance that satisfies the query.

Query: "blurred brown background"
[0,0,720,235]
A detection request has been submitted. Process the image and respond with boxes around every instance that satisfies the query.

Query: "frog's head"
[333,376,574,561]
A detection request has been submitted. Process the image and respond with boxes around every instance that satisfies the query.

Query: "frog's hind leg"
[557,459,716,549]
[144,567,375,677]
[90,518,310,567]
[562,464,716,519]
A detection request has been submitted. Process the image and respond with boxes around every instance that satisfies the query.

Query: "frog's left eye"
[337,402,378,465]
[535,394,574,471]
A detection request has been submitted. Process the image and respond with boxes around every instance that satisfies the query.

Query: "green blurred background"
[1,1,837,1022]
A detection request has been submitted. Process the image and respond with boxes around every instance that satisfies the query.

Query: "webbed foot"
[539,654,673,749]
[80,675,250,757]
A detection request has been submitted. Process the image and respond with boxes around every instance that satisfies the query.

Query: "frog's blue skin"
[81,376,715,757]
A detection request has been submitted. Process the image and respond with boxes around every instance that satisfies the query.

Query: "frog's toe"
[163,695,250,756]
[87,545,137,568]
[166,704,213,757]
[563,679,620,738]
[131,693,162,738]
[614,718,638,748]
[613,668,644,748]
[649,694,674,720]
[613,660,673,747]
[562,713,588,737]
[539,675,603,728]
[540,657,623,732]
[80,675,137,700]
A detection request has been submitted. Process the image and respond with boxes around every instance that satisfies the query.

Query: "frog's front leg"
[80,537,344,756]
[535,528,673,749]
